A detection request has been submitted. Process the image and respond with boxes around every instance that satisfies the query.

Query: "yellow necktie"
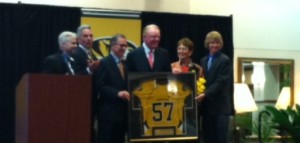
[118,60,125,79]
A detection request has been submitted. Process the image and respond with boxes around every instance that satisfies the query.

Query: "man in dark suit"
[41,31,77,75]
[95,34,130,143]
[72,25,100,75]
[195,31,232,143]
[72,25,100,143]
[126,24,171,72]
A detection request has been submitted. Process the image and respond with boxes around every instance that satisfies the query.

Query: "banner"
[81,16,141,58]
[128,72,198,142]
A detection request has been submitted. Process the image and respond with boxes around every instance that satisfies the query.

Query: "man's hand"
[87,60,100,72]
[118,90,130,101]
[195,93,205,102]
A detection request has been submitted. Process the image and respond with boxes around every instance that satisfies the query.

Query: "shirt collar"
[79,44,89,54]
[62,52,74,62]
[208,52,220,60]
[143,42,154,56]
[111,52,122,64]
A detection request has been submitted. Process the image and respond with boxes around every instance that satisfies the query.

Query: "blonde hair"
[204,31,223,49]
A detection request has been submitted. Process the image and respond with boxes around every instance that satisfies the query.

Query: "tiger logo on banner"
[92,36,138,59]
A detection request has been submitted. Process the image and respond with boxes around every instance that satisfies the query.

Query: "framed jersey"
[128,72,198,142]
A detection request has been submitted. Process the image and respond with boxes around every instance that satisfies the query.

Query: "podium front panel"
[16,74,91,143]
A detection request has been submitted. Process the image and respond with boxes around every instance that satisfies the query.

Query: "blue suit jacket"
[126,46,171,72]
[200,52,233,116]
[95,54,128,122]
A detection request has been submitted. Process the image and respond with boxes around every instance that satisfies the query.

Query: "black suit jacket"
[41,53,72,74]
[95,54,128,122]
[200,52,232,116]
[71,47,90,75]
[126,46,171,72]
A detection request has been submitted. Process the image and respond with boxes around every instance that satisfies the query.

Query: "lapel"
[60,53,76,74]
[209,53,221,72]
[153,49,159,70]
[75,47,88,61]
[107,55,125,82]
[139,47,152,70]
[57,53,68,72]
[205,53,222,82]
[202,56,208,73]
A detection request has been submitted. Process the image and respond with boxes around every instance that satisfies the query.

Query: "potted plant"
[265,104,300,143]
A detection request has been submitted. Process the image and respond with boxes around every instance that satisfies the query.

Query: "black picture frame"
[127,72,198,142]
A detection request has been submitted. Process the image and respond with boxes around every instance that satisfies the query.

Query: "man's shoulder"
[133,46,144,53]
[46,53,62,60]
[127,47,143,57]
[101,54,112,61]
[156,47,168,53]
[72,47,85,55]
[219,52,230,60]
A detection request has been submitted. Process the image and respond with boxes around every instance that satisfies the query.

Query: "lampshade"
[275,86,290,110]
[234,83,258,113]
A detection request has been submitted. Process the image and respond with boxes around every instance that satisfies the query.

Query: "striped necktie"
[63,54,75,75]
[207,57,213,71]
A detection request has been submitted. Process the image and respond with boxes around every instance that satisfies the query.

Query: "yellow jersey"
[133,79,192,136]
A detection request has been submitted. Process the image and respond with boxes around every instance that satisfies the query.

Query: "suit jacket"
[126,46,171,72]
[71,47,90,75]
[41,53,73,74]
[200,52,232,116]
[95,54,128,122]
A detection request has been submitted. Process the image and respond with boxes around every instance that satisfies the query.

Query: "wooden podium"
[15,74,91,143]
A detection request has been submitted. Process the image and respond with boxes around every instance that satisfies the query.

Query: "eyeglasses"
[118,44,128,48]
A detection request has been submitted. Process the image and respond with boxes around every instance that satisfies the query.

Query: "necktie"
[67,60,75,75]
[148,50,154,69]
[64,55,75,75]
[87,49,93,60]
[207,57,213,71]
[118,60,125,79]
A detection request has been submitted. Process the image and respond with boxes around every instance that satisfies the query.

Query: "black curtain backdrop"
[0,3,81,142]
[141,12,234,114]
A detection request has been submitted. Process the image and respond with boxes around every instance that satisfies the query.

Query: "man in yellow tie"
[95,34,130,143]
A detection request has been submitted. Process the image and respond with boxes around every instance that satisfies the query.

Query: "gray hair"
[142,24,160,36]
[58,31,76,47]
[110,33,127,47]
[76,25,91,38]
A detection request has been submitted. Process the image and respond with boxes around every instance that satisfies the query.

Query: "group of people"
[41,24,232,143]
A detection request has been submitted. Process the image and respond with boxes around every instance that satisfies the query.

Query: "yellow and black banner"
[81,15,141,58]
